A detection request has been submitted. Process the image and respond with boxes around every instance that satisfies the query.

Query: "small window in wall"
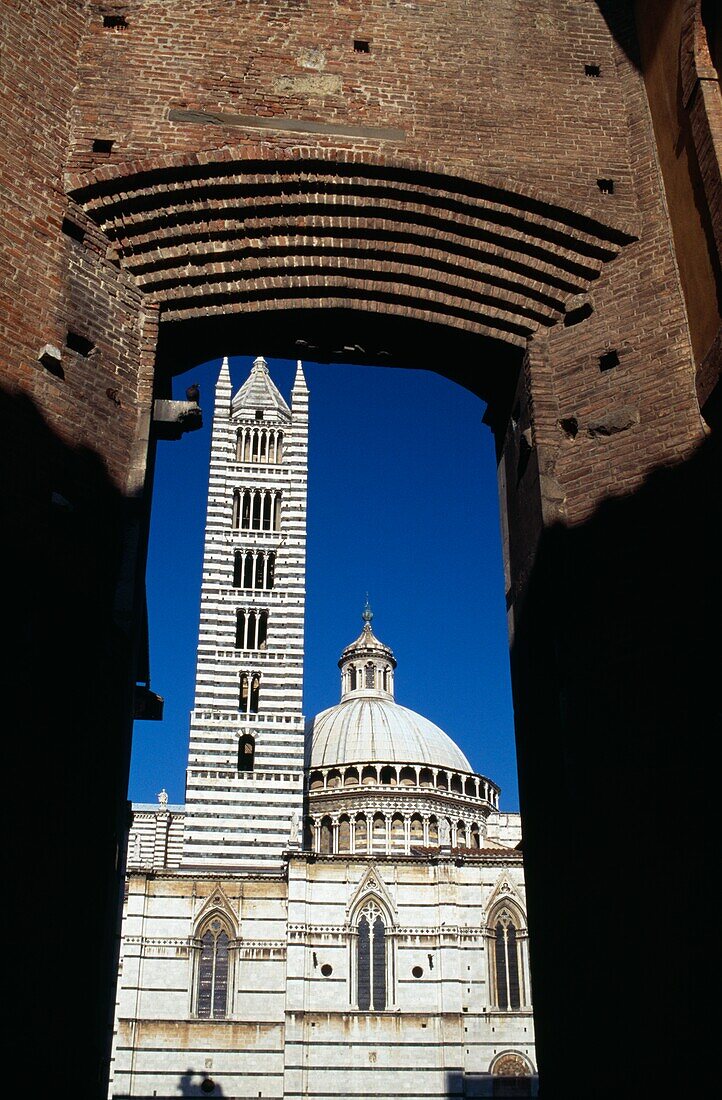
[365,663,375,688]
[237,733,255,772]
[197,919,230,1018]
[349,666,357,690]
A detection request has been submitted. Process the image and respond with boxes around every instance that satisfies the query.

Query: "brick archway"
[66,145,636,363]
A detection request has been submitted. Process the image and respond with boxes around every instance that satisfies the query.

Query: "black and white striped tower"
[182,356,309,870]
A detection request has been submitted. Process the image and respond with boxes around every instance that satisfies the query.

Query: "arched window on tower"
[239,672,260,713]
[196,918,231,1019]
[235,609,245,649]
[237,733,255,772]
[356,899,388,1011]
[491,906,524,1011]
[365,662,375,688]
[235,551,275,590]
[348,665,357,691]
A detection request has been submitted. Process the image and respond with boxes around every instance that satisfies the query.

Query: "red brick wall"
[67,0,637,212]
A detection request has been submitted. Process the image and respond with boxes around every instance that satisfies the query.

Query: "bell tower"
[182,356,309,869]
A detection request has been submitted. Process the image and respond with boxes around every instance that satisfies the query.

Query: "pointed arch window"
[357,899,387,1011]
[197,918,231,1018]
[492,907,523,1010]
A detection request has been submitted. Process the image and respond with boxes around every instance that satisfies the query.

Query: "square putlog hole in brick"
[61,217,85,244]
[353,39,370,53]
[66,331,95,357]
[585,64,601,77]
[599,349,620,372]
[92,139,115,155]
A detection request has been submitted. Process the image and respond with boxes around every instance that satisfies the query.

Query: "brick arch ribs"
[66,147,637,357]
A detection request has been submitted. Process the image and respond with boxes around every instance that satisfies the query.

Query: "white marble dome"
[307,690,472,772]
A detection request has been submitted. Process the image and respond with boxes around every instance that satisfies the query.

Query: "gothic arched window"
[492,907,523,1010]
[357,900,387,1011]
[197,918,231,1018]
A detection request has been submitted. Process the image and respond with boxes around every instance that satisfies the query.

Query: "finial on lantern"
[362,596,373,625]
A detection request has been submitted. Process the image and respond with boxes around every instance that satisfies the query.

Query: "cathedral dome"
[307,605,471,773]
[308,695,472,772]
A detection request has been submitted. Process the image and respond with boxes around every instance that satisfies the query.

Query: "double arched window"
[490,905,526,1010]
[239,672,260,714]
[196,918,231,1019]
[354,899,389,1011]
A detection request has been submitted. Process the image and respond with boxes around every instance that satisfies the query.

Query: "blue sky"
[129,355,519,810]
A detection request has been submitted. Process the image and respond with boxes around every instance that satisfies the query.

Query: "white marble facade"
[109,359,537,1099]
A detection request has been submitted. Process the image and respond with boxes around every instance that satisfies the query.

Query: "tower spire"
[214,355,232,409]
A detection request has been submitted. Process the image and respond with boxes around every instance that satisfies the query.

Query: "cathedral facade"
[110,359,536,1099]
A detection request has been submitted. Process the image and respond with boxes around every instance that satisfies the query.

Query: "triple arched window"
[196,918,231,1019]
[236,609,268,650]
